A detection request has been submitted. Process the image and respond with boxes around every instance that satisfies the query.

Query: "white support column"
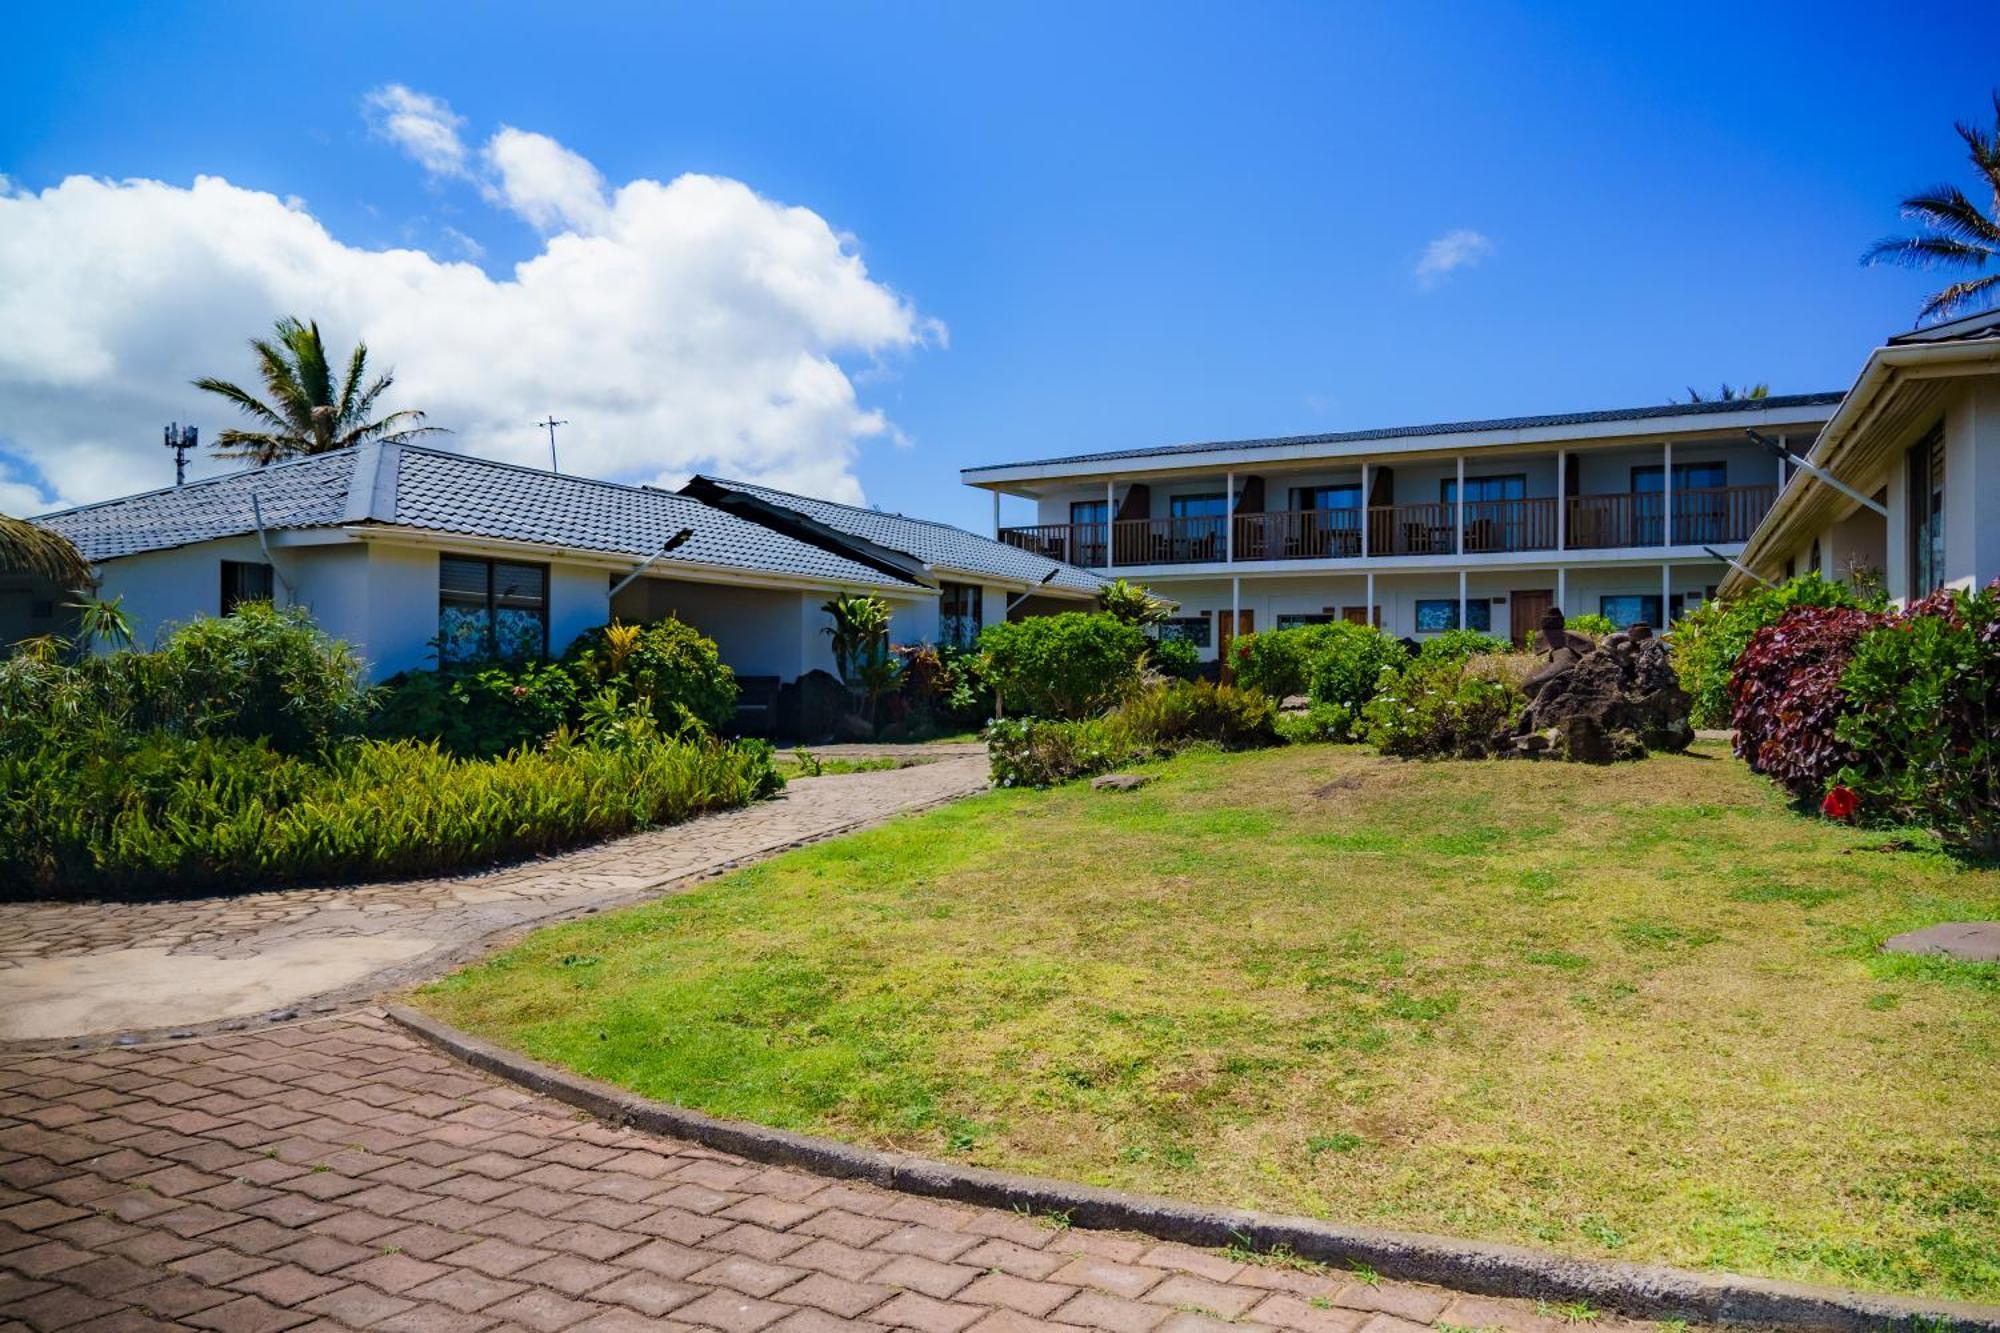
[1458,568,1468,631]
[1105,480,1116,570]
[1366,570,1376,628]
[1557,566,1567,616]
[992,489,1001,539]
[1662,440,1674,548]
[1555,448,1567,551]
[1662,562,1672,627]
[1225,470,1235,564]
[1455,456,1466,555]
[1359,462,1371,558]
[1778,435,1789,489]
[1231,575,1241,636]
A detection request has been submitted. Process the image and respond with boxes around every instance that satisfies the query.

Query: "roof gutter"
[1728,339,2000,591]
[249,495,297,603]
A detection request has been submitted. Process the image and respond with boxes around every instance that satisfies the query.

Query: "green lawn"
[418,741,2000,1301]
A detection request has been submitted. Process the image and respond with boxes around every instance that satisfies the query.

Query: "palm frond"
[0,515,93,592]
[335,342,369,427]
[1891,183,2000,248]
[1918,271,2000,323]
[209,428,298,466]
[1861,234,1996,268]
[190,377,296,434]
[1955,92,2000,204]
[200,316,444,462]
[348,370,395,423]
[343,409,448,447]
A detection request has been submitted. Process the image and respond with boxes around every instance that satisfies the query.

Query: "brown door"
[1510,589,1554,649]
[1341,605,1382,628]
[1216,609,1253,681]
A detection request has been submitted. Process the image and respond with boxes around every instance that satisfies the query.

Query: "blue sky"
[3,2,1993,530]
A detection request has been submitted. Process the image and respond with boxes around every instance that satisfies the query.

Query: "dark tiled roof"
[695,476,1104,595]
[35,451,358,562]
[1886,307,2000,344]
[37,445,922,591]
[963,392,1846,474]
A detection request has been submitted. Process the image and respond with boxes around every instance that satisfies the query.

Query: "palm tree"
[1680,383,1769,404]
[0,515,92,593]
[194,317,445,465]
[1863,92,2000,323]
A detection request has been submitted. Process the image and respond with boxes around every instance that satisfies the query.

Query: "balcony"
[999,484,1776,568]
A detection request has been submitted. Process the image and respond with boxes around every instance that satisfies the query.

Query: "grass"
[418,740,2000,1301]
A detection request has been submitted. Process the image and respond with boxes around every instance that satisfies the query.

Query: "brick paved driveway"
[0,755,988,1044]
[0,1012,1648,1333]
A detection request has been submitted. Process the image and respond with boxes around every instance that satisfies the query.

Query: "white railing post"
[1662,441,1674,547]
[1225,470,1235,564]
[1455,456,1466,555]
[1555,448,1567,551]
[1360,462,1371,558]
[1458,568,1469,631]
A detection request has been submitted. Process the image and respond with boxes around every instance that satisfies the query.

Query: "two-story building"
[964,393,1842,659]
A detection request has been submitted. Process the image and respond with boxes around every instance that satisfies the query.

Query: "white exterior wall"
[94,535,272,650]
[1943,379,2000,593]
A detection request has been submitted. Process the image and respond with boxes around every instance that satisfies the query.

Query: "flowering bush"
[1832,582,2000,848]
[562,618,737,735]
[1361,656,1519,760]
[1673,573,1872,727]
[1728,605,1883,799]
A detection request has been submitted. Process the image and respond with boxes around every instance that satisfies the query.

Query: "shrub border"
[387,1004,2000,1333]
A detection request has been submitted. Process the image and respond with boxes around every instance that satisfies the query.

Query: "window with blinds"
[1910,425,1945,598]
[439,556,549,663]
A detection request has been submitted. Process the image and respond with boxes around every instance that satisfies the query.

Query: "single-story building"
[7,441,1102,683]
[1722,307,2000,602]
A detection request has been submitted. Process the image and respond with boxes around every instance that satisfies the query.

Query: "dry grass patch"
[419,741,2000,1301]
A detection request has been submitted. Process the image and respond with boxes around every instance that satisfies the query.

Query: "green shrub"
[0,728,780,898]
[1362,656,1520,760]
[1304,623,1409,716]
[1833,582,1999,848]
[980,612,1148,719]
[986,714,1145,788]
[562,618,737,734]
[371,660,578,758]
[1415,629,1511,665]
[1672,573,1873,728]
[1275,701,1356,744]
[1097,577,1172,627]
[1148,635,1201,681]
[1118,679,1277,750]
[0,602,370,759]
[1560,612,1618,639]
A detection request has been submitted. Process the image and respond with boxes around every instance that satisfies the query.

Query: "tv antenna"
[536,415,568,473]
[163,422,198,486]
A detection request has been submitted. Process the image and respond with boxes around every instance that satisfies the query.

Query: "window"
[939,581,983,649]
[1169,493,1229,520]
[1276,613,1338,629]
[1294,485,1361,510]
[1441,474,1526,504]
[1070,499,1108,527]
[1415,599,1491,632]
[1600,594,1663,629]
[439,556,548,663]
[1160,616,1211,647]
[220,560,274,614]
[1631,462,1728,492]
[1910,426,1945,597]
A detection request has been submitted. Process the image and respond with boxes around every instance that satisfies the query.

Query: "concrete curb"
[388,1004,2000,1333]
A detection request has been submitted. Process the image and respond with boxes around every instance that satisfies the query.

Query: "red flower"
[511,685,529,699]
[1821,785,1858,820]
[1236,643,1252,661]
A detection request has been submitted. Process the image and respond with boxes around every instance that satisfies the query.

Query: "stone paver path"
[0,757,989,1043]
[0,1011,1659,1333]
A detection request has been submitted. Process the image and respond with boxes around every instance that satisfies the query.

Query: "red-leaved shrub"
[1729,605,1883,799]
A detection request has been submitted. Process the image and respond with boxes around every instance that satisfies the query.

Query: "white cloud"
[1414,228,1494,290]
[362,84,470,179]
[0,93,938,512]
[482,128,609,234]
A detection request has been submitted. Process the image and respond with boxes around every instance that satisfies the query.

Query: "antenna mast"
[163,423,198,486]
[536,415,568,473]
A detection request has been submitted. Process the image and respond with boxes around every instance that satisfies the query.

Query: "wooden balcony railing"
[997,522,1106,566]
[1112,515,1226,565]
[1366,502,1457,556]
[1233,508,1362,560]
[996,485,1775,567]
[1461,497,1559,553]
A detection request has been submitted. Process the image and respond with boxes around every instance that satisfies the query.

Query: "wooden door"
[1341,605,1382,628]
[1510,589,1554,649]
[1216,609,1253,681]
